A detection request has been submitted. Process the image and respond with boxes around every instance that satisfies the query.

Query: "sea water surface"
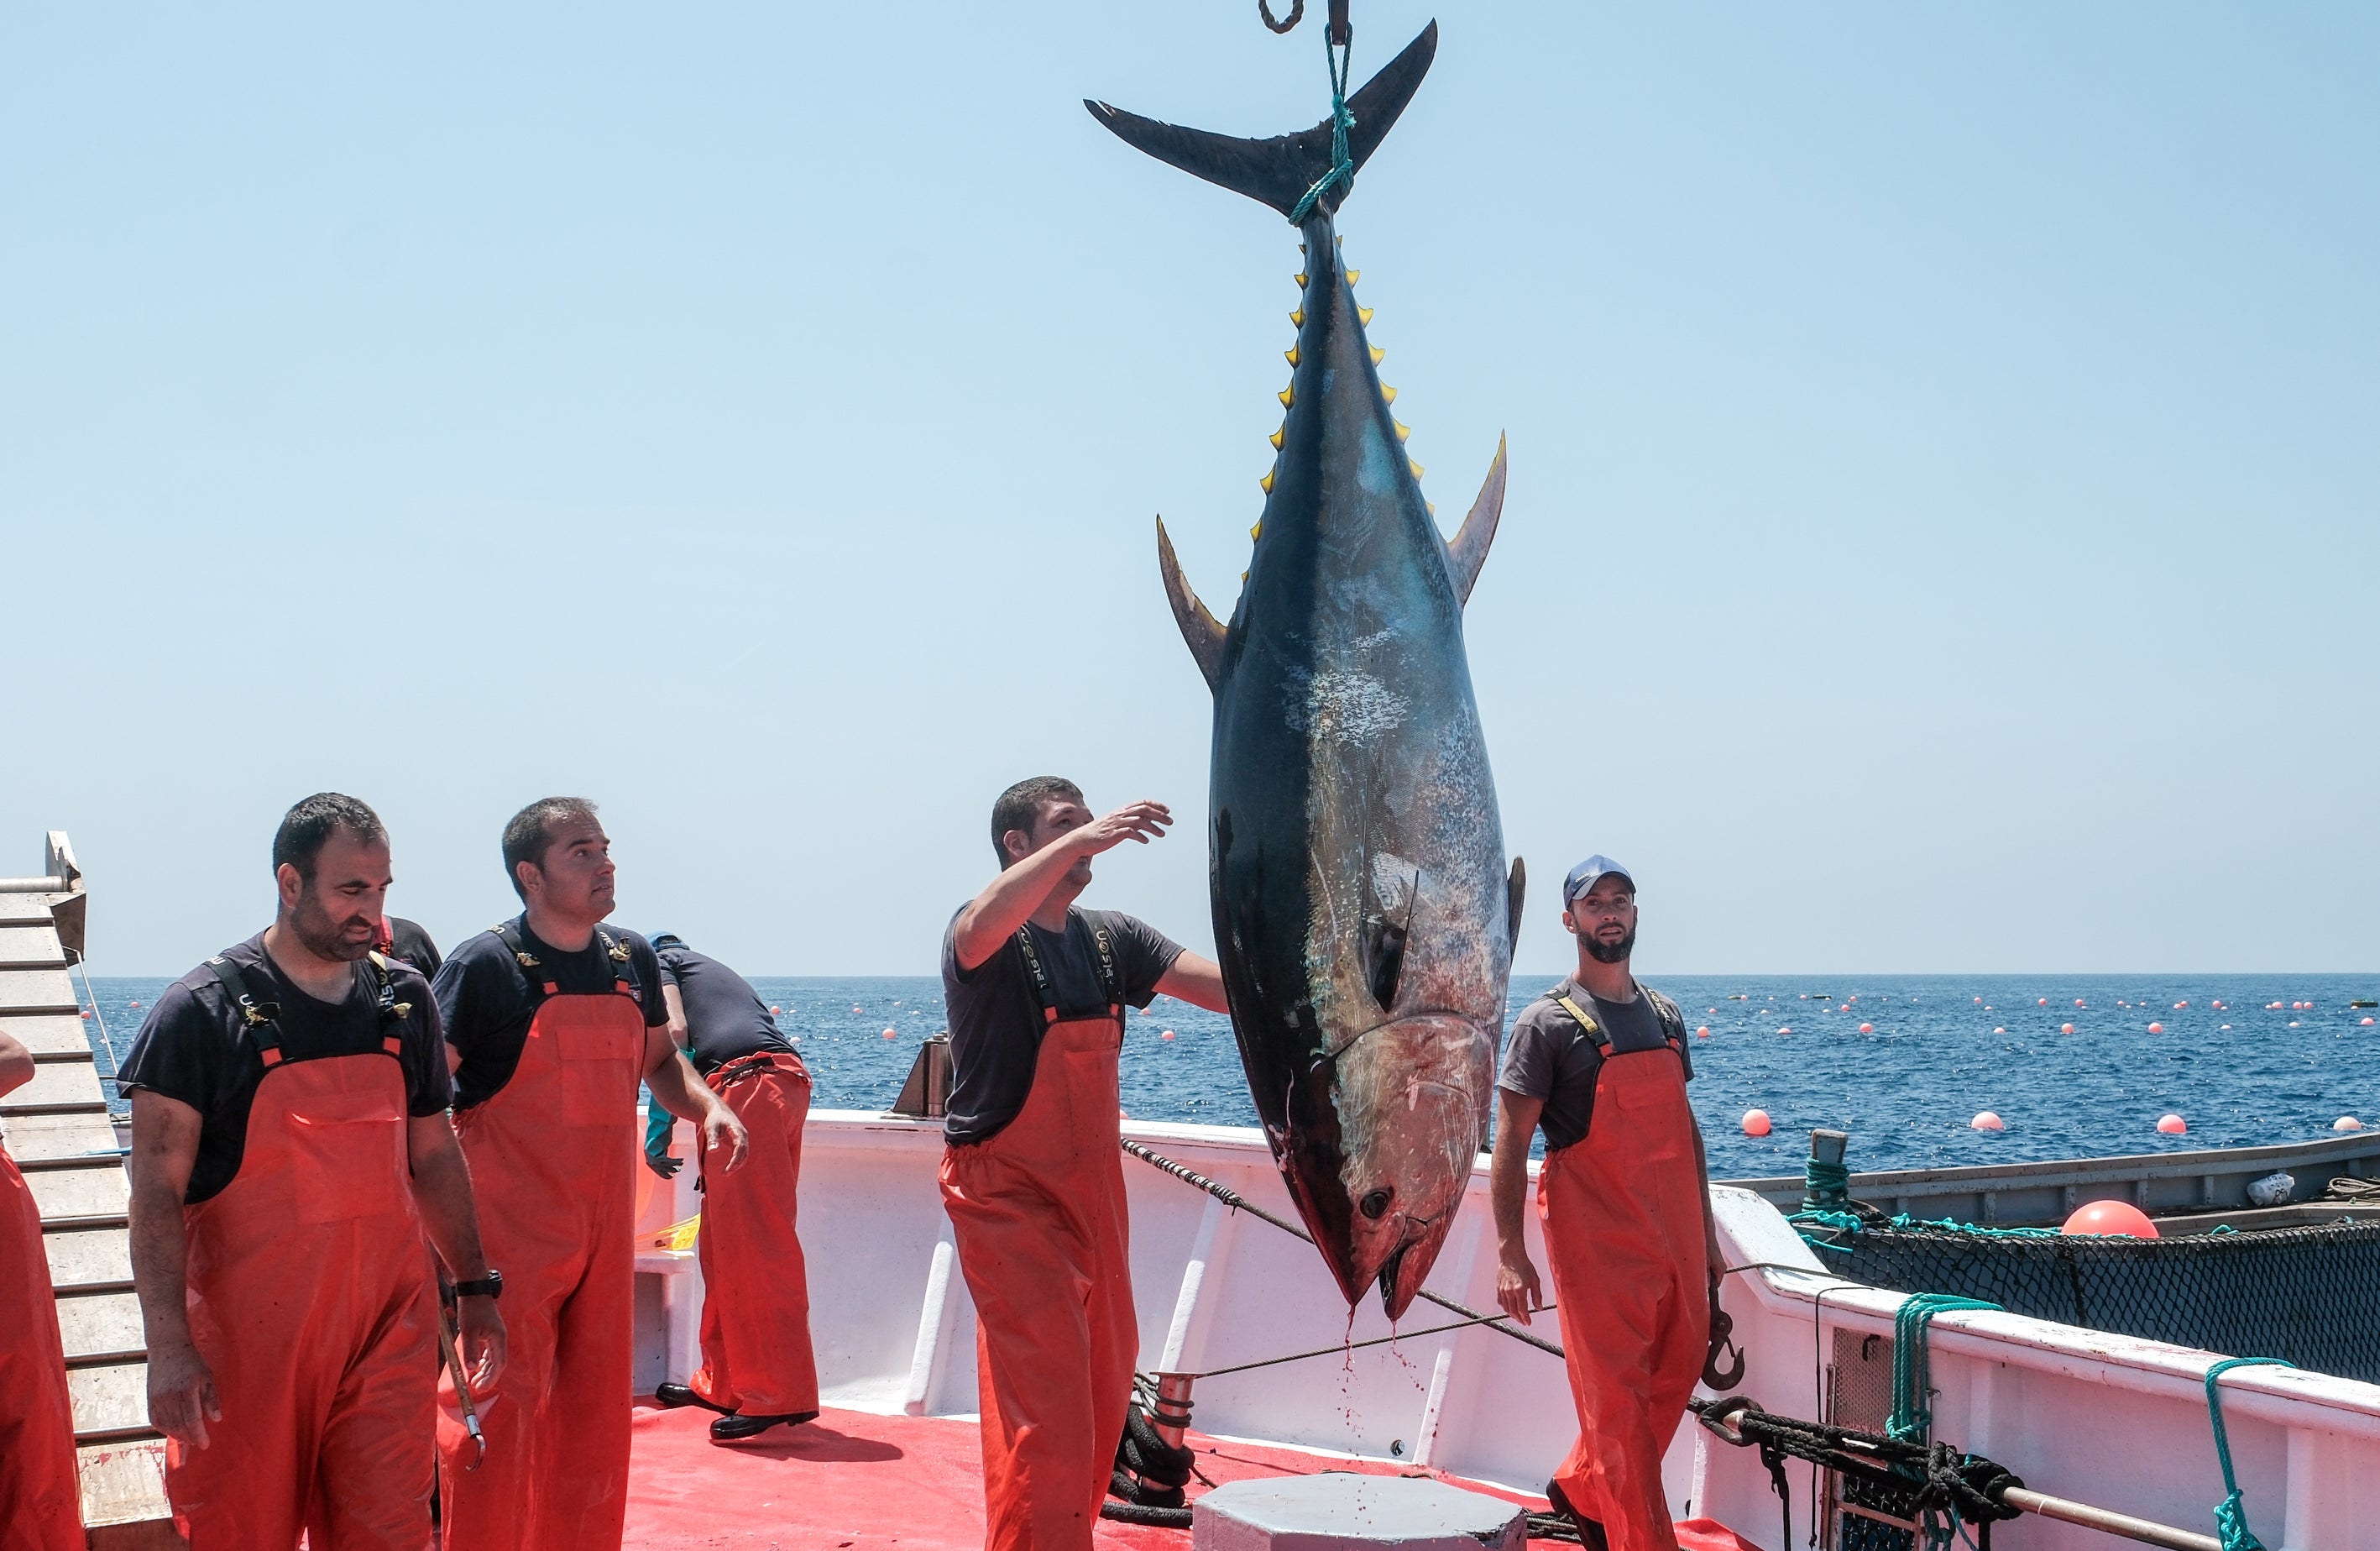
[77,972,2379,1177]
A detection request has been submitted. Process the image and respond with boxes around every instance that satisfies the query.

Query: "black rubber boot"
[1545,1480,1612,1551]
[710,1409,820,1442]
[654,1383,733,1416]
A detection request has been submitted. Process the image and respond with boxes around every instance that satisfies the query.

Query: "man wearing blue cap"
[1488,856,1721,1551]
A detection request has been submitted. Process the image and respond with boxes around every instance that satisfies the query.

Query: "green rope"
[1287,33,1357,223]
[1887,1293,2001,1445]
[1803,1155,1852,1203]
[2205,1356,2294,1551]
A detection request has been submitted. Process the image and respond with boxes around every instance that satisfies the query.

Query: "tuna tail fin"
[1156,516,1229,692]
[1085,22,1437,220]
[1446,433,1506,607]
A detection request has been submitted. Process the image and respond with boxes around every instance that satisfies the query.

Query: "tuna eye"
[1359,1188,1393,1220]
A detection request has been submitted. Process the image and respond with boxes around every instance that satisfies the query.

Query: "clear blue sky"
[4,4,2372,977]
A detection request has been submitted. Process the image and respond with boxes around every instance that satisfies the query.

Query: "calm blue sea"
[76,972,2379,1178]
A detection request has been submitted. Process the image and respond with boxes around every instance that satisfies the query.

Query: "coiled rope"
[1286,31,1357,223]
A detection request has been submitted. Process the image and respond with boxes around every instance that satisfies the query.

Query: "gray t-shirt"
[939,907,1183,1145]
[1497,979,1690,1152]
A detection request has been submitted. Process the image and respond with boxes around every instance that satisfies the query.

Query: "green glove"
[644,1099,682,1179]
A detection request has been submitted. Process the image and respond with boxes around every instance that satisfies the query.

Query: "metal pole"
[2000,1486,2220,1551]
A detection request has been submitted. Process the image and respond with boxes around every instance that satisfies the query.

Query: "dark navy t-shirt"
[939,907,1181,1145]
[433,915,668,1111]
[383,916,443,981]
[652,942,798,1077]
[118,933,451,1204]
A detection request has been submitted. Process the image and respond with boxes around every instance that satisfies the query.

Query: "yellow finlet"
[1295,272,1307,286]
[1427,501,1436,516]
[1381,384,1397,403]
[1251,521,1264,539]
[1358,307,1374,326]
[1410,458,1425,479]
[1369,346,1384,366]
[1258,472,1274,495]
[1269,427,1284,449]
[1394,420,1410,443]
[1346,268,1360,285]
[1284,346,1300,366]
[1290,308,1305,327]
[1278,385,1295,408]
[1298,243,1307,254]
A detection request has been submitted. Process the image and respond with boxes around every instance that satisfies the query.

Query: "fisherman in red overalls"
[940,777,1230,1551]
[431,797,747,1551]
[1490,856,1724,1551]
[122,793,507,1548]
[1,1028,83,1551]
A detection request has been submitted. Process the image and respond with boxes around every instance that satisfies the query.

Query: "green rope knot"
[1288,33,1357,224]
[2205,1355,2294,1551]
[1887,1293,2001,1447]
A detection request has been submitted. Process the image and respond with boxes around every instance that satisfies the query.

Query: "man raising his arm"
[939,777,1230,1551]
[123,793,504,1548]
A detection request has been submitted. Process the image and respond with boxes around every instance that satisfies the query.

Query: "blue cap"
[1563,856,1635,903]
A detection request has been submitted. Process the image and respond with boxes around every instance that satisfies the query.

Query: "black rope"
[1692,1396,2024,1551]
[1122,1140,1565,1358]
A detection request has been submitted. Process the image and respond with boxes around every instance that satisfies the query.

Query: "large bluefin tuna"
[1090,21,1522,1318]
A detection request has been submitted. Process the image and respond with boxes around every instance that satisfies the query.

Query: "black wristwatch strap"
[452,1270,504,1301]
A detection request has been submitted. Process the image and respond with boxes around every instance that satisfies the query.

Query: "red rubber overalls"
[940,918,1136,1551]
[688,1050,818,1418]
[439,925,644,1551]
[168,954,441,1548]
[1,1138,83,1551]
[1539,991,1709,1551]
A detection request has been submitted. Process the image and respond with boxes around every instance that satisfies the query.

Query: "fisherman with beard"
[1489,857,1723,1551]
[122,793,506,1546]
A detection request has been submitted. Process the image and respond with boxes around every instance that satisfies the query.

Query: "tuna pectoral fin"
[1085,23,1436,220]
[1446,433,1507,607]
[1506,857,1526,956]
[1156,516,1228,692]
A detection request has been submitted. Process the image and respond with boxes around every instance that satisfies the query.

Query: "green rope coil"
[2205,1355,2294,1551]
[1804,1155,1851,1201]
[1887,1292,2001,1445]
[1287,33,1357,223]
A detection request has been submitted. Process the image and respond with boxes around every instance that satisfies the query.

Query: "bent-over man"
[647,933,819,1441]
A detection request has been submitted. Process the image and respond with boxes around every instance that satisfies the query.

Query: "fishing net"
[1798,1213,2380,1384]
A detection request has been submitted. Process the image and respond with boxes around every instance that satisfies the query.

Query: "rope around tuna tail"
[1287,31,1357,223]
[2205,1357,2294,1551]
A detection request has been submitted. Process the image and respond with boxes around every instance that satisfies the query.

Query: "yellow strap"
[1553,993,1603,1044]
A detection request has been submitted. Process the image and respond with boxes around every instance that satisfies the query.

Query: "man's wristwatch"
[452,1271,504,1302]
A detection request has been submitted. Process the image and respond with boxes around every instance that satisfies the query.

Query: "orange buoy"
[1741,1109,1772,1137]
[128,1000,141,1009]
[2064,1199,2158,1238]
[853,1003,863,1013]
[1993,1026,2006,1034]
[79,1009,90,1019]
[881,1027,897,1040]
[1858,1022,1874,1034]
[1776,1025,1792,1035]
[1695,1025,1710,1039]
[2147,1022,2163,1034]
[2074,998,2086,1007]
[2038,998,2048,1006]
[1971,1111,2006,1131]
[771,1005,781,1014]
[2363,1017,2376,1026]
[2336,1117,2364,1132]
[2060,1022,2075,1034]
[2157,1113,2187,1134]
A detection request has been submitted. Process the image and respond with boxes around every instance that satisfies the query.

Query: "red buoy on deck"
[2064,1200,2158,1238]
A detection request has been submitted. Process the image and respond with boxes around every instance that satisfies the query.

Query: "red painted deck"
[623,1402,1756,1550]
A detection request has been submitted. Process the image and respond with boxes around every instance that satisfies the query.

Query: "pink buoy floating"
[2061,1023,2075,1034]
[2157,1113,2188,1134]
[881,1028,897,1040]
[1695,1025,1711,1039]
[1742,1109,1772,1137]
[1971,1111,2006,1132]
[1160,1030,1176,1041]
[2147,1022,2164,1034]
[2336,1117,2365,1132]
[2363,1017,2376,1026]
[1858,1022,1874,1034]
[2064,1200,2158,1239]
[1993,1026,2006,1034]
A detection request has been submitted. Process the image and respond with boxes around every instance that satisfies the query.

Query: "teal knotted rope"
[1287,33,1357,223]
[2205,1356,2294,1551]
[1887,1293,2001,1445]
